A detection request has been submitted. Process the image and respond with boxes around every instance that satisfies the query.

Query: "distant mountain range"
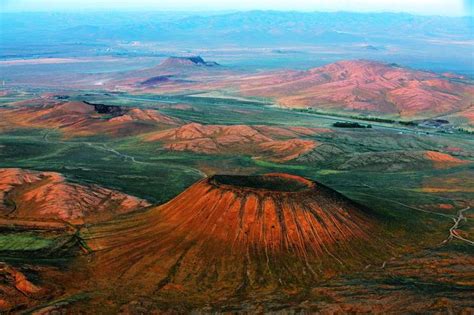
[2,11,471,46]
[2,10,472,75]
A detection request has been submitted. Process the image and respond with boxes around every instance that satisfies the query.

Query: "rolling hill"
[0,97,180,137]
[237,60,474,120]
[0,168,149,224]
[143,123,324,161]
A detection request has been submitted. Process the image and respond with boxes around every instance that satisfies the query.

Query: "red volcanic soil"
[144,122,322,161]
[83,173,386,302]
[0,168,149,224]
[0,262,49,312]
[0,258,88,313]
[422,171,474,194]
[237,60,474,119]
[424,151,469,168]
[0,99,180,137]
[0,263,42,296]
[159,174,373,257]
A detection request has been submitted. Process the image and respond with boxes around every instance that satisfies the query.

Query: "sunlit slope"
[83,173,390,300]
[0,168,149,224]
[236,60,473,120]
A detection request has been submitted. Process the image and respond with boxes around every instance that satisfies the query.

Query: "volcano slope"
[0,168,151,313]
[144,123,321,162]
[0,97,180,137]
[0,168,150,224]
[82,173,389,310]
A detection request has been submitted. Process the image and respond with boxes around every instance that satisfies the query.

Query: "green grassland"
[0,228,81,262]
[0,233,54,251]
[1,90,473,313]
[1,91,473,252]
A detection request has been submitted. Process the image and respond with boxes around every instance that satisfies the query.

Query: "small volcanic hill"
[237,60,474,120]
[0,168,149,224]
[0,99,180,137]
[144,123,321,161]
[83,174,387,303]
[114,56,226,90]
[160,56,220,68]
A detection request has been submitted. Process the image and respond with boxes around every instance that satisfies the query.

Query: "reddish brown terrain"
[1,171,471,313]
[0,98,180,137]
[0,96,329,163]
[422,171,474,194]
[0,168,149,224]
[0,262,61,312]
[125,59,473,125]
[277,248,474,314]
[235,60,474,120]
[1,57,472,313]
[424,151,469,168]
[144,123,324,161]
[0,168,152,313]
[81,173,386,309]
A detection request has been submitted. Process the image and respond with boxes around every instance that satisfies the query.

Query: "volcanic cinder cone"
[84,173,386,300]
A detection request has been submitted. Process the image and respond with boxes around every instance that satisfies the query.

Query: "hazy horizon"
[1,0,473,16]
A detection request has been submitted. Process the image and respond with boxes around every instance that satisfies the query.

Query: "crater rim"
[208,173,314,193]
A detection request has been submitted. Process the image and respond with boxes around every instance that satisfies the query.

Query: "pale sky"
[0,0,472,16]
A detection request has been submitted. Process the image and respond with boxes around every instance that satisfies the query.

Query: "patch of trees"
[333,122,372,128]
[83,101,127,115]
[399,121,418,126]
[457,128,474,135]
[292,108,418,126]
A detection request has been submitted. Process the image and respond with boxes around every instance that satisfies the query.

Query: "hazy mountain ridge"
[2,11,471,45]
[2,10,471,75]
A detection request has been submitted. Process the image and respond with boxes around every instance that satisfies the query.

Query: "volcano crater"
[209,173,313,192]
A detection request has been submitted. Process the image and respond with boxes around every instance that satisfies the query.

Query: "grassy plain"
[0,89,473,312]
